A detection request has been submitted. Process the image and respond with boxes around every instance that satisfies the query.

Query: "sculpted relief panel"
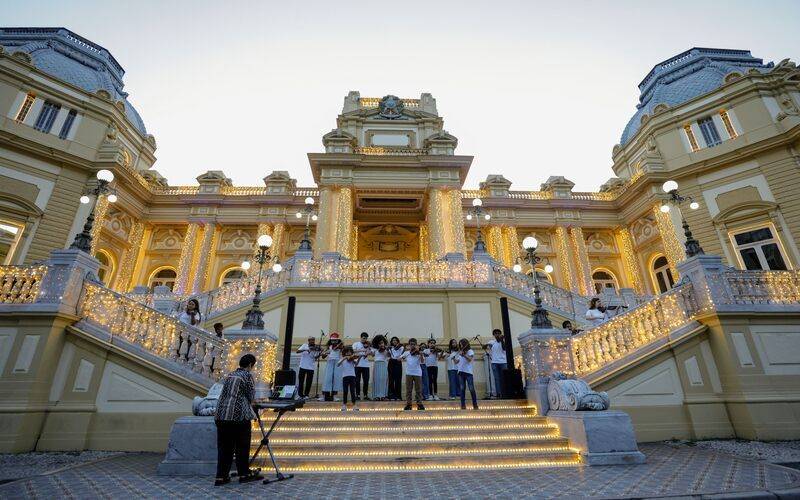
[631,216,659,247]
[149,227,185,253]
[358,224,419,260]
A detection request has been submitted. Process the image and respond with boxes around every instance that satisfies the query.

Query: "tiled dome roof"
[0,27,147,135]
[619,48,772,146]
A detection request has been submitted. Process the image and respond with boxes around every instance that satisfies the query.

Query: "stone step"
[274,412,543,427]
[260,428,562,444]
[282,408,538,421]
[295,399,533,411]
[261,418,557,434]
[252,452,582,473]
[262,439,574,458]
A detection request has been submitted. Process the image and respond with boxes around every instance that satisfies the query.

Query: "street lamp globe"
[466,214,473,221]
[96,169,114,182]
[512,264,522,273]
[295,212,303,218]
[689,201,700,210]
[305,197,314,205]
[544,264,554,274]
[272,262,283,273]
[257,234,273,248]
[662,180,679,193]
[660,204,671,213]
[484,214,491,221]
[522,236,538,250]
[107,194,118,203]
[472,198,483,207]
[80,195,91,204]
[311,214,318,221]
[241,260,251,271]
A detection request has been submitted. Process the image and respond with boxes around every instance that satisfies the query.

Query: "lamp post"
[241,234,282,330]
[295,196,317,251]
[660,180,704,257]
[466,198,491,253]
[522,236,553,329]
[70,169,117,253]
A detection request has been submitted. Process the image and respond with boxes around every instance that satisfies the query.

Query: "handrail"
[0,265,47,303]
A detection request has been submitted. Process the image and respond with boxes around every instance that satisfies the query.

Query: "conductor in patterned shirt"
[214,353,263,486]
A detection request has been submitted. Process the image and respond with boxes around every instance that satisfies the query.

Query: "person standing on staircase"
[400,338,425,411]
[484,329,508,399]
[353,332,372,401]
[214,353,263,486]
[387,336,404,400]
[456,338,479,410]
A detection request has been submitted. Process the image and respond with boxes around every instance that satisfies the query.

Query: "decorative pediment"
[599,177,625,193]
[141,169,168,187]
[263,170,297,194]
[217,228,257,254]
[540,176,575,195]
[423,130,458,155]
[150,227,185,251]
[322,128,357,153]
[480,174,512,197]
[630,216,658,246]
[196,170,232,185]
[585,232,617,253]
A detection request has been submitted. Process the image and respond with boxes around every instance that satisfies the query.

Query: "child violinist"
[425,339,445,401]
[455,338,478,410]
[446,339,460,400]
[387,336,404,401]
[320,332,343,401]
[337,345,361,411]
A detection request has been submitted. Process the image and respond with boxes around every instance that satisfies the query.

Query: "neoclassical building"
[1,28,800,457]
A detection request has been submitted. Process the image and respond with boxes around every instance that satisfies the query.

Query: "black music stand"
[250,396,304,485]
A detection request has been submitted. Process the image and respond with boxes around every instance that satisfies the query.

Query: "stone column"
[554,226,577,293]
[112,221,145,292]
[419,222,431,261]
[173,223,200,296]
[314,188,334,257]
[89,194,110,256]
[333,187,353,257]
[426,188,466,259]
[446,189,466,255]
[653,204,686,280]
[569,227,593,296]
[486,225,504,263]
[191,223,218,294]
[616,227,645,295]
[426,189,447,258]
[270,222,286,262]
[501,226,519,268]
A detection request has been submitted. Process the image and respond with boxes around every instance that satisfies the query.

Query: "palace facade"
[1,28,800,456]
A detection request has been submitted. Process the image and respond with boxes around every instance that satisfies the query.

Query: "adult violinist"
[320,332,343,401]
[296,336,321,399]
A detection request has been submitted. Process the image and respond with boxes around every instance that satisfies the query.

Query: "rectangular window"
[33,101,61,133]
[719,109,737,138]
[732,226,789,271]
[58,109,78,139]
[683,124,700,152]
[15,93,36,122]
[698,116,722,147]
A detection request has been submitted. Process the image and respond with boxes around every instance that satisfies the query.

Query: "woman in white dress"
[371,335,389,400]
[585,297,607,327]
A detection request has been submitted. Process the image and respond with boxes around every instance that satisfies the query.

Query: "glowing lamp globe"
[544,264,554,274]
[522,236,538,250]
[472,198,483,207]
[257,234,273,248]
[311,214,318,221]
[466,214,473,221]
[689,201,700,210]
[662,180,678,193]
[295,212,303,219]
[512,264,522,273]
[659,204,671,213]
[107,194,118,203]
[484,214,491,221]
[80,195,91,204]
[272,263,283,273]
[305,197,314,205]
[96,169,114,182]
[241,261,251,271]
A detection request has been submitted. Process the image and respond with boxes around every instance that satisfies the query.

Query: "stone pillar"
[419,222,431,261]
[426,189,447,258]
[569,227,593,296]
[128,225,151,290]
[426,188,466,259]
[173,223,200,296]
[486,225,504,263]
[112,221,145,292]
[314,188,334,257]
[191,223,217,294]
[653,204,686,280]
[270,222,286,262]
[333,187,353,257]
[554,226,578,293]
[446,189,466,255]
[616,227,645,295]
[89,194,110,256]
[501,226,519,268]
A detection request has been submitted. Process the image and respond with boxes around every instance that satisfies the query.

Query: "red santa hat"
[329,332,340,340]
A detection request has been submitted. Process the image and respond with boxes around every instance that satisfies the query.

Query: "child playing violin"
[400,338,425,411]
[337,345,362,412]
[425,339,445,401]
[455,338,478,410]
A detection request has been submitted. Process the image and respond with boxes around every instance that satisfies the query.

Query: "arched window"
[0,220,24,265]
[96,250,115,286]
[219,267,247,286]
[651,255,675,294]
[592,269,618,294]
[148,267,177,292]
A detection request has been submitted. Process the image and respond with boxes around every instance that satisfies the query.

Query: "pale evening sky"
[5,0,800,191]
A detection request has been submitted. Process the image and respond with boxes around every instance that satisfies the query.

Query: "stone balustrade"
[721,269,800,305]
[0,264,47,303]
[294,258,490,286]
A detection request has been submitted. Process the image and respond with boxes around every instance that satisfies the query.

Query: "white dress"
[585,308,606,327]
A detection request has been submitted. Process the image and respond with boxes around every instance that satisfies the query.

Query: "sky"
[5,0,800,191]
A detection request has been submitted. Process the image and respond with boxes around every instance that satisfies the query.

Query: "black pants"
[298,368,314,397]
[355,366,370,398]
[427,365,438,396]
[388,359,402,400]
[342,375,357,405]
[215,420,251,479]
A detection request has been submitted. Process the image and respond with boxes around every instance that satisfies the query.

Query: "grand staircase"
[251,400,581,473]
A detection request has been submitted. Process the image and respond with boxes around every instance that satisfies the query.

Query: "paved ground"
[1,443,800,499]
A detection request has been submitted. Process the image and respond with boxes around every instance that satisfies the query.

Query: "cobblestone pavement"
[1,443,800,499]
[0,451,122,482]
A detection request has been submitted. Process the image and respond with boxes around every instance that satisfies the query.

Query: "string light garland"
[418,222,430,261]
[263,458,581,473]
[653,204,685,280]
[112,221,144,292]
[173,223,199,295]
[266,431,560,445]
[554,227,575,292]
[569,227,593,296]
[0,265,47,303]
[270,445,575,458]
[617,227,645,294]
[501,226,519,268]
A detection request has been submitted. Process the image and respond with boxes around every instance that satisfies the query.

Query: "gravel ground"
[666,439,800,464]
[0,451,123,482]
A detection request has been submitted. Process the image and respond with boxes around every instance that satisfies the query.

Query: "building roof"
[0,27,147,135]
[619,47,772,146]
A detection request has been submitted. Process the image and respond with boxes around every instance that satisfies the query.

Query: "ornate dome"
[619,48,772,146]
[0,27,147,135]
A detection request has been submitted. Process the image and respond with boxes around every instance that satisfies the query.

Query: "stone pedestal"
[548,410,645,465]
[157,416,217,475]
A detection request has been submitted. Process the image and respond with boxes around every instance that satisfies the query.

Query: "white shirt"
[353,341,371,368]
[425,349,439,366]
[373,348,388,362]
[488,340,507,365]
[338,358,356,378]
[178,311,201,326]
[326,345,342,361]
[297,343,319,371]
[401,350,423,376]
[389,346,404,360]
[446,352,458,371]
[585,308,606,326]
[456,349,475,374]
[420,348,429,366]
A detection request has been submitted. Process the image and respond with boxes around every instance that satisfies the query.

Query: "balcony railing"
[0,265,47,303]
